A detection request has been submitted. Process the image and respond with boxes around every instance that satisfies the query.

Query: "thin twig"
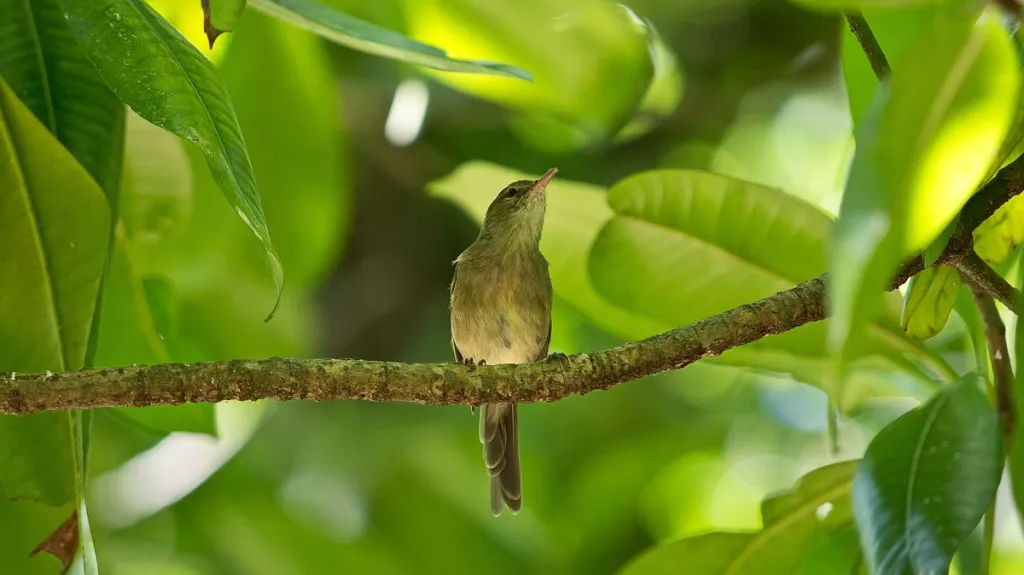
[969,289,1015,443]
[845,12,890,80]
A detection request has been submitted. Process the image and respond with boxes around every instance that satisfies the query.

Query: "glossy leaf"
[428,162,668,343]
[204,0,247,47]
[829,8,1018,380]
[0,0,126,196]
[248,0,530,79]
[900,265,960,340]
[60,0,284,320]
[586,169,944,390]
[619,461,858,575]
[853,376,1001,575]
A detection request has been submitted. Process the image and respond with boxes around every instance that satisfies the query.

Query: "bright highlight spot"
[385,79,430,148]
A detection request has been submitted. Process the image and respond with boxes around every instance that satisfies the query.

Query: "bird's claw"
[546,352,569,362]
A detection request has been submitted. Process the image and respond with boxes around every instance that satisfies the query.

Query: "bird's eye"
[505,187,521,199]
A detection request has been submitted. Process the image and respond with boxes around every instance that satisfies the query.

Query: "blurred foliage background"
[3,0,1023,573]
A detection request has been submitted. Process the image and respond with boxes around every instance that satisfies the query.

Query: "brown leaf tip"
[30,510,79,575]
[201,0,226,50]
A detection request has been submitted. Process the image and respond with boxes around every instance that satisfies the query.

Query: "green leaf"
[900,265,960,340]
[0,76,109,377]
[248,0,530,79]
[403,0,653,152]
[973,194,1024,263]
[586,169,945,391]
[60,0,284,321]
[0,0,126,196]
[204,0,248,48]
[853,376,1002,575]
[428,162,667,343]
[829,8,1018,380]
[619,461,858,575]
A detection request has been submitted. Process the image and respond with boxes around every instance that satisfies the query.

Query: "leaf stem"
[844,12,890,81]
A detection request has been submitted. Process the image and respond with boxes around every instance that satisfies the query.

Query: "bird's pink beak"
[532,168,558,194]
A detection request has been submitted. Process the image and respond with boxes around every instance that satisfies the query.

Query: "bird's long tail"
[480,402,521,516]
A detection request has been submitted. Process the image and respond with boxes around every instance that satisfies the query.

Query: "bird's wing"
[449,262,466,364]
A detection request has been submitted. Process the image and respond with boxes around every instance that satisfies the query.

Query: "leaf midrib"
[20,0,57,131]
[0,91,65,370]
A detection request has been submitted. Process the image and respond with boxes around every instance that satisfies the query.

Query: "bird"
[448,168,557,516]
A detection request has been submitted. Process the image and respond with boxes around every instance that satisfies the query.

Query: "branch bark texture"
[1,279,827,414]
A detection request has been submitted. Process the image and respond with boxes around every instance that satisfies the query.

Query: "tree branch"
[969,289,1015,443]
[844,12,890,80]
[956,251,1020,313]
[1,278,829,415]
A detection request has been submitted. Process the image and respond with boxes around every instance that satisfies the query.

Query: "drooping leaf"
[428,162,668,343]
[1010,249,1024,533]
[248,0,530,79]
[900,265,960,340]
[619,461,858,575]
[203,0,248,48]
[60,0,284,320]
[853,376,1001,575]
[829,7,1018,381]
[585,169,944,391]
[973,194,1024,263]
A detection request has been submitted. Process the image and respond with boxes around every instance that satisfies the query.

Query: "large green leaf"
[427,162,667,343]
[853,376,1001,575]
[60,0,284,320]
[0,78,106,571]
[586,170,944,392]
[829,8,1018,381]
[619,461,858,575]
[248,0,530,79]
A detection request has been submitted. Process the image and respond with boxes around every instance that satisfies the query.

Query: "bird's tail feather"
[480,402,521,516]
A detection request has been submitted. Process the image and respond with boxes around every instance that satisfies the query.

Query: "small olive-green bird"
[449,168,557,516]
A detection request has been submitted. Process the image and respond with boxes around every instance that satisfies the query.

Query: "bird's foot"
[546,352,569,363]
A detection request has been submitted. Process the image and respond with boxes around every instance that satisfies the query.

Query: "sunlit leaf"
[60,0,284,320]
[900,265,960,340]
[619,461,858,575]
[973,195,1024,263]
[248,0,530,79]
[829,7,1018,380]
[853,376,1001,575]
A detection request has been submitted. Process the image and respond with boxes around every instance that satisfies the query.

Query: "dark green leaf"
[853,376,1001,575]
[829,8,1018,381]
[0,0,126,196]
[619,461,858,575]
[900,265,960,340]
[248,0,530,79]
[60,0,284,320]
